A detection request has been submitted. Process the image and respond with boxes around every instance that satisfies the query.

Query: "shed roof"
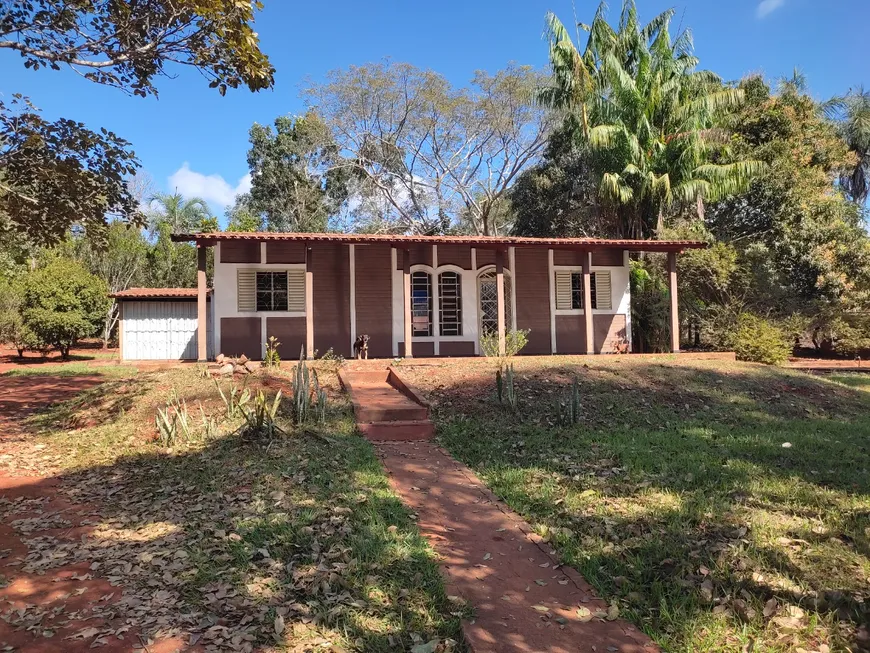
[110,288,212,300]
[170,231,706,252]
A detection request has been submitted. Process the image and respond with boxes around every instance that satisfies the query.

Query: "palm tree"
[825,88,870,204]
[540,0,763,238]
[146,191,212,233]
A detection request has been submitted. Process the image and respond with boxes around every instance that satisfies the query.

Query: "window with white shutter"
[594,271,612,310]
[554,270,611,310]
[236,269,306,313]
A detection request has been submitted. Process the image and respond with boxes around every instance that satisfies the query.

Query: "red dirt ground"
[0,374,188,652]
[377,441,657,653]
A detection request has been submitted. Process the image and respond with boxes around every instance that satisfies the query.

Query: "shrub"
[495,364,518,410]
[263,335,281,368]
[155,392,193,446]
[480,328,530,358]
[726,314,791,365]
[20,259,109,359]
[0,279,39,357]
[239,390,284,440]
[829,317,870,357]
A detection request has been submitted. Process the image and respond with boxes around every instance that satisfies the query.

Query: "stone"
[218,363,234,376]
[244,360,259,373]
[234,364,249,375]
[215,353,226,365]
[238,354,249,364]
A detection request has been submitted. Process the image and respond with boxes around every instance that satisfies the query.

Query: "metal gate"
[121,301,214,360]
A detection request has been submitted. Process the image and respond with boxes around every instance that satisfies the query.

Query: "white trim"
[471,248,477,272]
[349,244,357,352]
[548,249,556,354]
[472,249,479,354]
[432,244,438,269]
[260,242,267,264]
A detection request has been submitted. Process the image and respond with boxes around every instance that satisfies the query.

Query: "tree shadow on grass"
[1,380,464,652]
[412,359,870,651]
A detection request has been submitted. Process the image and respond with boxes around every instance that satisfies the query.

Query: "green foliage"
[215,379,250,419]
[0,278,36,356]
[246,111,349,232]
[289,353,329,425]
[238,390,284,440]
[825,87,870,204]
[723,314,791,365]
[495,364,517,410]
[629,260,671,353]
[155,392,193,447]
[539,2,763,239]
[20,258,109,359]
[556,377,583,426]
[480,328,530,359]
[263,336,281,369]
[828,317,870,357]
[1,1,274,97]
[0,96,141,244]
[225,194,262,232]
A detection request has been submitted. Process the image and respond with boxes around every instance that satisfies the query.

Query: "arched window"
[411,271,432,337]
[477,268,512,335]
[438,271,462,336]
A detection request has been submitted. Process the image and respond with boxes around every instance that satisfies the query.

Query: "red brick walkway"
[377,442,656,653]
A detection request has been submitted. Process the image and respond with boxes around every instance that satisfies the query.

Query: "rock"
[215,353,226,365]
[238,354,249,364]
[244,360,259,373]
[218,363,234,376]
[234,364,249,375]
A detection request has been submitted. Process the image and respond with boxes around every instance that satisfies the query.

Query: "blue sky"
[1,0,867,218]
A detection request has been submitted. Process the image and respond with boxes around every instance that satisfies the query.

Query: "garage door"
[121,301,213,360]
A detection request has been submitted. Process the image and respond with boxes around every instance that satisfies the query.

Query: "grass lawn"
[398,357,870,653]
[1,361,136,377]
[8,364,464,652]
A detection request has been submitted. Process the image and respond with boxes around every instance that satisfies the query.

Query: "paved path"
[377,442,656,653]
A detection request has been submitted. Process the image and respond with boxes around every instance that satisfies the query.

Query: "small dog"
[353,334,370,359]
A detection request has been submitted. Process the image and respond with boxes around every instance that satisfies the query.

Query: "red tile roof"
[110,288,212,300]
[171,231,706,252]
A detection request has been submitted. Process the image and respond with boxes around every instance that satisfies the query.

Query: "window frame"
[256,270,290,312]
[438,270,463,336]
[554,268,613,313]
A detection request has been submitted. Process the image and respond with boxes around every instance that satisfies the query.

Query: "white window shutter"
[595,271,612,310]
[287,270,306,312]
[237,269,256,312]
[555,271,573,310]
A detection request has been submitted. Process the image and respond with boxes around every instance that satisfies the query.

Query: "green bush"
[829,317,870,357]
[0,279,39,356]
[727,314,791,365]
[480,328,530,358]
[20,258,109,359]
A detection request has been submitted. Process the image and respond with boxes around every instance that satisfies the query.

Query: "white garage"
[113,288,213,361]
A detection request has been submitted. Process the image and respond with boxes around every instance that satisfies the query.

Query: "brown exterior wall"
[439,341,476,357]
[220,241,261,264]
[514,248,552,355]
[221,317,261,358]
[592,249,625,267]
[594,314,627,352]
[266,241,306,264]
[398,341,436,358]
[555,314,585,354]
[475,249,496,269]
[355,244,393,358]
[266,317,306,360]
[437,244,473,269]
[553,250,584,266]
[313,242,351,357]
[396,245,433,269]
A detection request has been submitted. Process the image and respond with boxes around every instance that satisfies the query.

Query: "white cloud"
[756,0,786,19]
[167,163,251,211]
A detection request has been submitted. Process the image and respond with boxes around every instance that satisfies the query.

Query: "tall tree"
[0,0,274,243]
[539,2,762,238]
[225,194,263,232]
[0,96,141,245]
[146,192,213,233]
[304,61,550,235]
[825,88,870,204]
[246,112,348,232]
[0,0,274,97]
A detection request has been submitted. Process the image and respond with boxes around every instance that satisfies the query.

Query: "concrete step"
[355,404,428,422]
[358,420,435,442]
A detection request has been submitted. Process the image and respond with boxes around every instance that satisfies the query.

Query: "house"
[115,232,706,361]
